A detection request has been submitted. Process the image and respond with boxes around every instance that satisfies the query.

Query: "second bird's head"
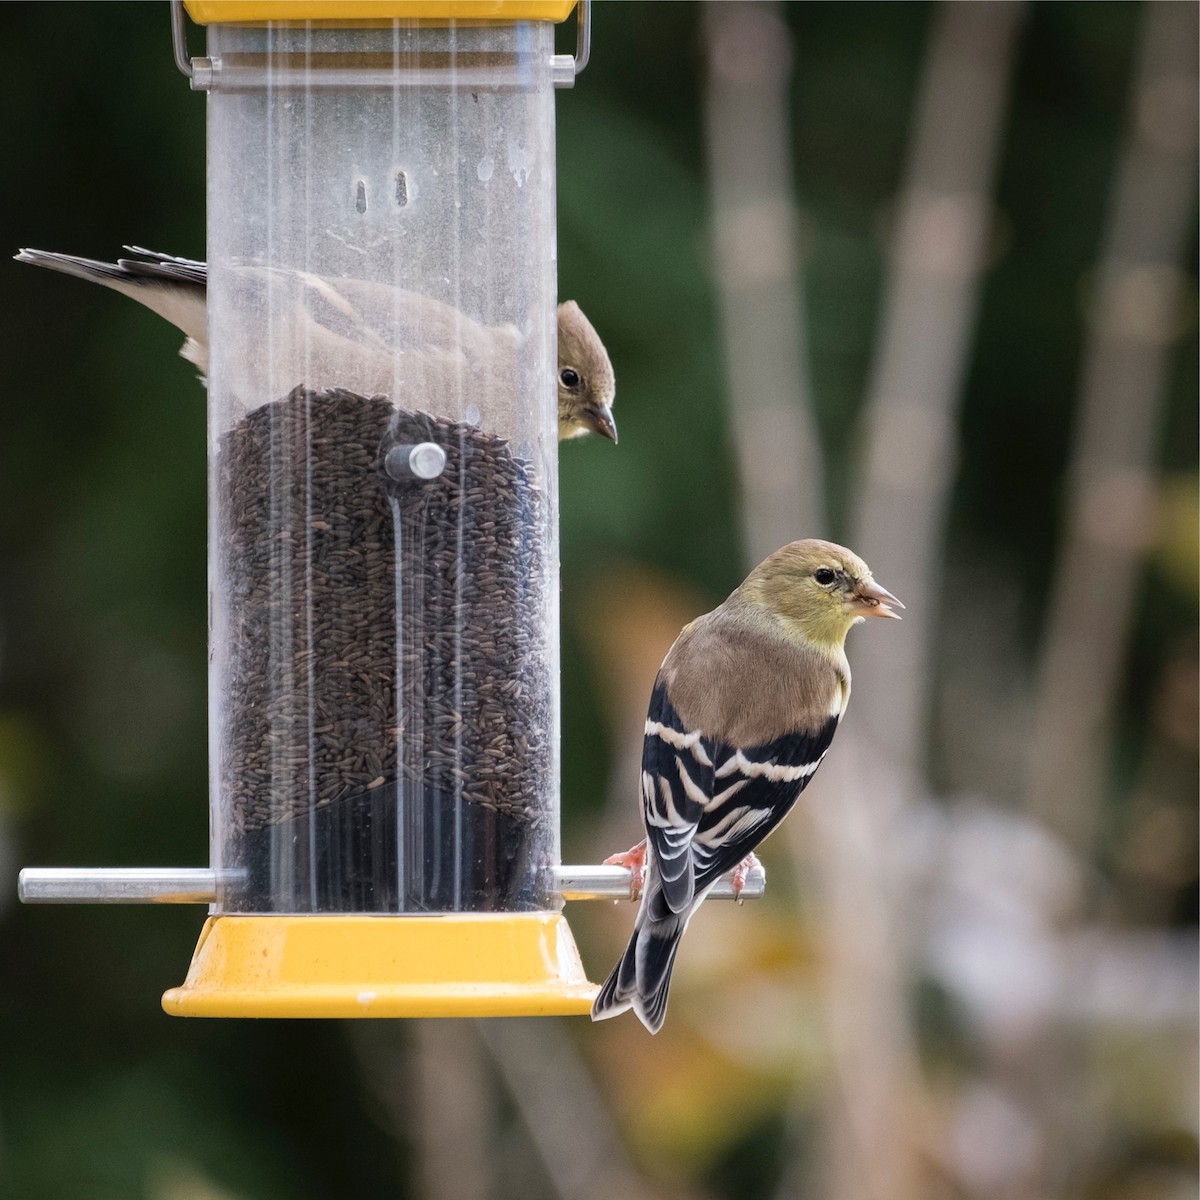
[557,300,617,443]
[741,538,903,649]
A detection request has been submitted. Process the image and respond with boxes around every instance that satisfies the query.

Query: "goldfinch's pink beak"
[853,578,904,619]
[581,403,618,444]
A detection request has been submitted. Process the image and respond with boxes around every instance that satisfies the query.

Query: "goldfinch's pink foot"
[603,840,648,899]
[730,852,762,904]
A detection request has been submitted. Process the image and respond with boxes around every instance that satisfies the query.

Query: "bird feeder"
[18,0,763,1018]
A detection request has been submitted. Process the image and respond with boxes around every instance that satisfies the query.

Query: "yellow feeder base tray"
[184,2,579,23]
[163,912,599,1018]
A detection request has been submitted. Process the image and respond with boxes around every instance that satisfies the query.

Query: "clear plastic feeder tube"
[206,21,559,914]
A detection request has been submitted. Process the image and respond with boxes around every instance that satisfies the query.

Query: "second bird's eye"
[814,568,837,585]
[559,367,581,389]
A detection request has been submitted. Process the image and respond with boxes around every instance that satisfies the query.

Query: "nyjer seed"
[217,386,554,914]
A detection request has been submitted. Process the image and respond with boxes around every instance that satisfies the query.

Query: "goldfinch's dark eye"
[814,568,836,585]
[559,367,581,389]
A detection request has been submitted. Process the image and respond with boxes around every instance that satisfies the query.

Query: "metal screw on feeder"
[384,442,447,482]
[17,0,767,1020]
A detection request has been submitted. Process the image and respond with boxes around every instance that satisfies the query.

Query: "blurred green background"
[0,3,1195,1199]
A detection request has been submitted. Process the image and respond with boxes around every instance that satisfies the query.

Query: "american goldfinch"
[14,247,616,443]
[591,539,902,1034]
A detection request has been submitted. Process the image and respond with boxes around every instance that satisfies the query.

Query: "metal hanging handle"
[571,0,592,78]
[171,0,194,79]
[171,0,215,89]
[172,0,590,87]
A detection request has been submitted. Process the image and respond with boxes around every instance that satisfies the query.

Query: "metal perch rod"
[18,863,765,905]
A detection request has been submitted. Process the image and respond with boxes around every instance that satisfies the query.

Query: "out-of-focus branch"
[807,5,1023,1198]
[702,1,824,559]
[476,1018,657,1200]
[350,1021,494,1200]
[703,6,1023,1200]
[352,1012,655,1200]
[850,0,1025,782]
[1025,0,1199,855]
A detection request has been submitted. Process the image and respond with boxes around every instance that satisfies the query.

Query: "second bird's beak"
[581,403,618,444]
[852,578,905,619]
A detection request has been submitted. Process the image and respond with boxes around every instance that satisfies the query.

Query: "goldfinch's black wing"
[121,247,208,288]
[15,248,207,293]
[640,678,838,918]
[690,719,837,894]
[640,680,718,914]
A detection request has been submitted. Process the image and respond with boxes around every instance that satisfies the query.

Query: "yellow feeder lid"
[163,912,598,1018]
[183,1,578,22]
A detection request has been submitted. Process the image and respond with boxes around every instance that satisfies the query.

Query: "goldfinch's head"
[740,538,903,649]
[557,300,617,443]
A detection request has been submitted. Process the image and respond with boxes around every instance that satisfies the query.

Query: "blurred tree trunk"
[828,7,1025,1199]
[1025,0,1199,859]
[702,0,825,559]
[705,4,1024,1199]
[408,1022,494,1200]
[849,0,1024,786]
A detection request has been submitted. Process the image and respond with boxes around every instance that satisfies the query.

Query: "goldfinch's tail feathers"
[590,903,687,1035]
